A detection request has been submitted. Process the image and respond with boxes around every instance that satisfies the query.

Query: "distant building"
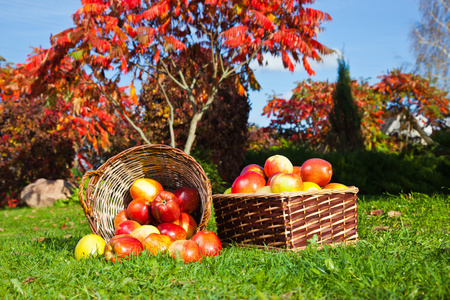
[380,115,431,145]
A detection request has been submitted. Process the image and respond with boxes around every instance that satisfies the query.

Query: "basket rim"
[212,186,359,199]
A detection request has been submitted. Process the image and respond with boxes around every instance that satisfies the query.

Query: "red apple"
[270,172,303,193]
[231,171,266,193]
[130,178,163,203]
[173,186,200,214]
[104,234,144,263]
[114,209,131,229]
[126,198,151,225]
[191,230,222,257]
[240,164,266,180]
[292,166,302,176]
[142,233,174,256]
[114,220,141,236]
[173,212,198,239]
[152,191,181,223]
[300,158,333,187]
[157,222,187,241]
[264,155,294,178]
[168,240,202,263]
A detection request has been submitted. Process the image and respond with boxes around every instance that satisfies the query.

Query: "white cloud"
[250,49,342,73]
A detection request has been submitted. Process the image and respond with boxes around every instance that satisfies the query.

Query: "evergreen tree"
[328,57,364,152]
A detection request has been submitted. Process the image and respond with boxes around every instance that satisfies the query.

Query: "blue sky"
[0,0,421,126]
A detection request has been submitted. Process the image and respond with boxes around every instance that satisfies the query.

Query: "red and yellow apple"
[172,212,198,239]
[168,240,202,263]
[104,234,144,263]
[157,222,187,241]
[130,178,163,202]
[142,233,174,256]
[270,172,303,193]
[292,166,302,176]
[191,230,222,257]
[114,209,131,229]
[264,155,293,178]
[300,158,333,187]
[231,171,266,193]
[323,183,348,189]
[152,191,181,223]
[130,225,160,242]
[240,164,266,180]
[173,186,200,214]
[114,220,141,236]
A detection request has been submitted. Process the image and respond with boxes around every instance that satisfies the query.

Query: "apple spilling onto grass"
[104,234,144,263]
[225,155,349,194]
[99,177,223,263]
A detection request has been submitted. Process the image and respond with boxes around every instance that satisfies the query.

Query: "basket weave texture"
[213,187,358,250]
[78,144,212,242]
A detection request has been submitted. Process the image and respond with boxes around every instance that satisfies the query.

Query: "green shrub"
[191,148,228,194]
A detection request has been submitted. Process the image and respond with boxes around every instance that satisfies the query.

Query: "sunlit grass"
[0,193,449,299]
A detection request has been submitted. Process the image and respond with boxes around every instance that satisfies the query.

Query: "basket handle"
[78,170,103,217]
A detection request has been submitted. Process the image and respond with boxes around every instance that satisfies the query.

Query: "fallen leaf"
[4,212,8,218]
[373,226,390,231]
[31,237,46,242]
[40,219,46,222]
[0,228,4,232]
[28,215,35,218]
[22,277,36,284]
[32,210,37,213]
[63,234,72,239]
[80,220,87,224]
[388,211,403,218]
[14,216,20,220]
[60,224,68,229]
[370,209,384,216]
[69,222,75,226]
[33,227,39,230]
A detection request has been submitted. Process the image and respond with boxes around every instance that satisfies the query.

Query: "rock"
[21,179,76,208]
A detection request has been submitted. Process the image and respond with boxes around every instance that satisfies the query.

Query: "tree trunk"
[183,112,202,155]
[412,118,434,145]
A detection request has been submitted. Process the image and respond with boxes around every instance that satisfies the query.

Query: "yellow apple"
[301,182,321,191]
[131,225,160,242]
[74,234,106,260]
[255,186,272,193]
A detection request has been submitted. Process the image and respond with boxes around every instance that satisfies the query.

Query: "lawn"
[0,192,449,299]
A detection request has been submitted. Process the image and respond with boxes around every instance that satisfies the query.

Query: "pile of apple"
[225,155,348,194]
[104,178,221,263]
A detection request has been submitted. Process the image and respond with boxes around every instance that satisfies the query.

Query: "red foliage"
[261,70,449,152]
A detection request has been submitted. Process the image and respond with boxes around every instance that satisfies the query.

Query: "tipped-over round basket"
[213,187,359,250]
[78,144,212,242]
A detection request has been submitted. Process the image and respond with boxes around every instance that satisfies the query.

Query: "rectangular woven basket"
[212,187,359,250]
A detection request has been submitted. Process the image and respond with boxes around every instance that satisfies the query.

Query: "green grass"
[1,193,449,299]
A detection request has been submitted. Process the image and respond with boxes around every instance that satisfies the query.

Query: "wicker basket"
[78,144,212,242]
[212,187,358,250]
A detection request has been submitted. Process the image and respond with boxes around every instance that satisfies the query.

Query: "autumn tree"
[410,0,450,92]
[328,57,364,152]
[262,79,333,151]
[374,69,449,147]
[139,48,251,181]
[28,0,333,155]
[263,68,449,153]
